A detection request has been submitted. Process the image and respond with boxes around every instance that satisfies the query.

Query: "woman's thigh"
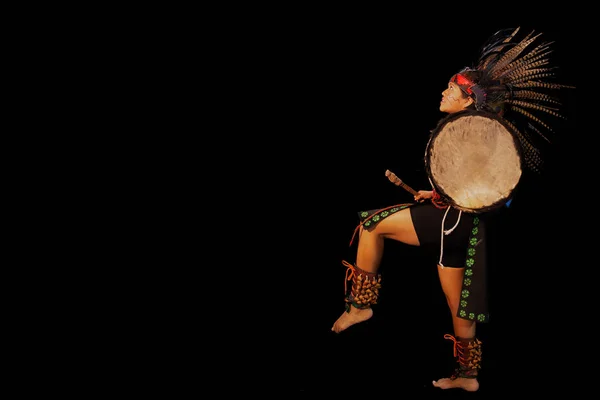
[370,207,420,246]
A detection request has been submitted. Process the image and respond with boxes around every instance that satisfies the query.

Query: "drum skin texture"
[425,110,523,213]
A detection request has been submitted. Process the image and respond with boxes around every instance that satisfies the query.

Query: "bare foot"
[331,305,373,333]
[432,377,479,392]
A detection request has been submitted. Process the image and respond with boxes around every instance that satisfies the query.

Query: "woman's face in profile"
[440,82,472,114]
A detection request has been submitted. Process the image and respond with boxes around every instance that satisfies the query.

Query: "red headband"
[450,73,475,95]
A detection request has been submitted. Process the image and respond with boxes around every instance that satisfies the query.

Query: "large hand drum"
[425,111,523,213]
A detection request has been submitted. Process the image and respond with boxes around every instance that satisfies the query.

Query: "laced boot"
[342,260,382,312]
[444,334,483,379]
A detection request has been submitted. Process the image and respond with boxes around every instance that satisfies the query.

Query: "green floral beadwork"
[457,215,489,323]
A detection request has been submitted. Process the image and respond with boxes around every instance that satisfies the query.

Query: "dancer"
[331,27,574,391]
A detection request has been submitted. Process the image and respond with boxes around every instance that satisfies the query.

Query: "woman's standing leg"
[433,265,481,391]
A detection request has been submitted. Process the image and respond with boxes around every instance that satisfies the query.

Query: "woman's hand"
[414,190,433,202]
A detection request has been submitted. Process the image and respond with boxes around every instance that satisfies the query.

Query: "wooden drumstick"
[395,177,418,196]
[386,170,418,196]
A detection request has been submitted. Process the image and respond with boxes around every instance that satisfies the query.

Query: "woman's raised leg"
[331,207,419,333]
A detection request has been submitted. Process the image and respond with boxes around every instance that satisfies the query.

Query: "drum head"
[425,111,523,213]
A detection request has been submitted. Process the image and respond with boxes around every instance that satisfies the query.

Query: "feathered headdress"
[450,27,575,173]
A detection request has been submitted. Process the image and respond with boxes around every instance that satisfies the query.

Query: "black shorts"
[409,203,476,267]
